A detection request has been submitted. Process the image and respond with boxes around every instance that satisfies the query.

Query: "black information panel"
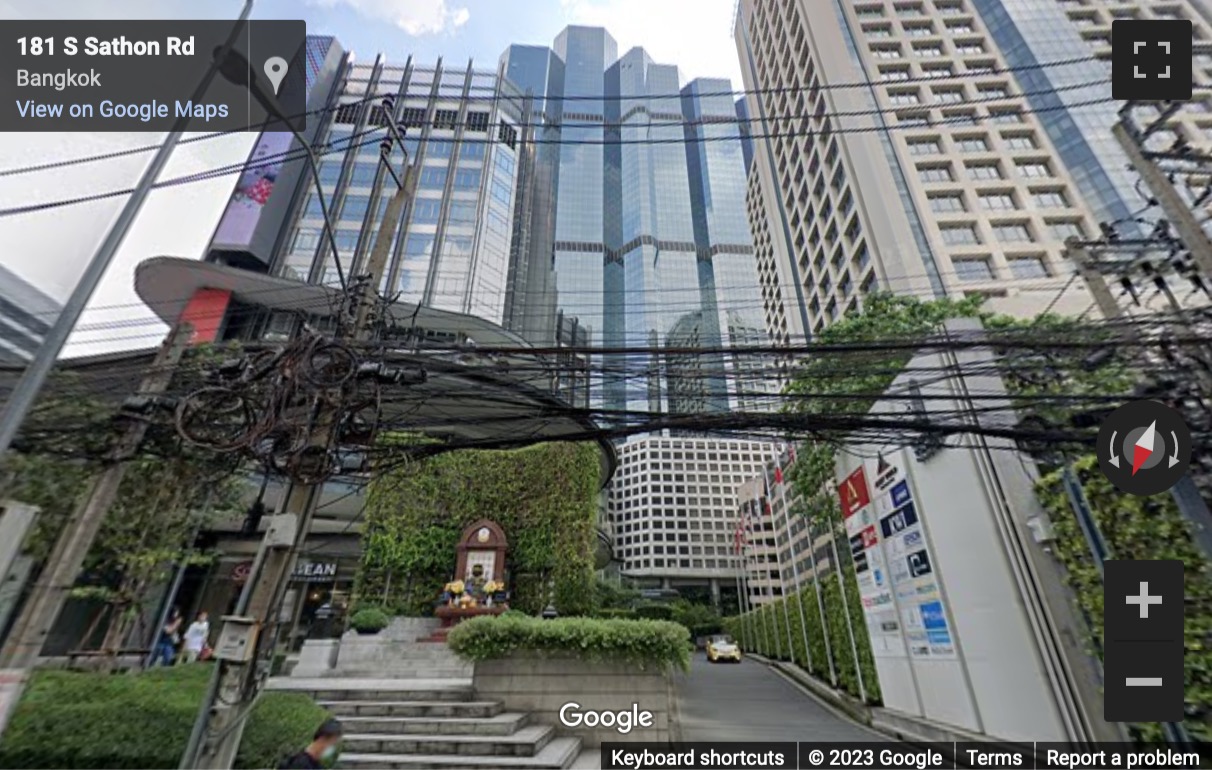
[0,20,306,132]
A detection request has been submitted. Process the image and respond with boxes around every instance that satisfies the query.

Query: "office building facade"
[607,435,780,601]
[735,0,1110,340]
[0,265,61,366]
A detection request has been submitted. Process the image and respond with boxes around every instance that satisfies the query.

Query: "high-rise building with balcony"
[735,0,1113,339]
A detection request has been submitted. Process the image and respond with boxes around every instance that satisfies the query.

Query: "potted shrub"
[349,607,389,635]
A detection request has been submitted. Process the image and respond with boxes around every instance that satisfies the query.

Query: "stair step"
[320,701,503,719]
[340,712,529,736]
[339,736,582,770]
[267,678,473,703]
[344,724,554,758]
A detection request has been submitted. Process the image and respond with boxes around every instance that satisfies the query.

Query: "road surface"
[675,655,887,742]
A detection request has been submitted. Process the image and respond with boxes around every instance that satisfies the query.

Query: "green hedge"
[0,666,329,769]
[446,614,693,671]
[724,568,881,704]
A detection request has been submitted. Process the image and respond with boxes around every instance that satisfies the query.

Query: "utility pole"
[1068,241,1212,575]
[1113,120,1212,276]
[182,105,417,770]
[0,322,194,735]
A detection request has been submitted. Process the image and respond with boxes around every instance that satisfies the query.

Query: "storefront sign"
[292,562,338,582]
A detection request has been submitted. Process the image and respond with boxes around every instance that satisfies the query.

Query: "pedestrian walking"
[279,718,343,768]
[180,611,210,664]
[156,607,182,666]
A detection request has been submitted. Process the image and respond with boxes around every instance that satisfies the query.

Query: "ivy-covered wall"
[1037,456,1211,742]
[355,443,601,617]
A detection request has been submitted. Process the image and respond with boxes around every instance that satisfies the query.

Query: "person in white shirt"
[180,611,210,663]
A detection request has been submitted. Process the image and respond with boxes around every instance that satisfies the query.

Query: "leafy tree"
[1,357,243,658]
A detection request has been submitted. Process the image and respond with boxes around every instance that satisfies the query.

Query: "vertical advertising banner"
[838,466,903,658]
[868,455,956,660]
[208,36,339,264]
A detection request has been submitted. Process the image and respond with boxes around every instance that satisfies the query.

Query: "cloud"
[308,0,471,36]
[558,0,741,85]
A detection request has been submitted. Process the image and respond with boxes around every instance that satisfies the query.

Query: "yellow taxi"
[705,634,742,663]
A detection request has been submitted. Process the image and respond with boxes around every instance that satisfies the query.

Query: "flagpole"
[763,460,794,661]
[828,505,868,703]
[754,491,780,659]
[746,496,773,656]
[732,518,749,652]
[775,448,814,675]
[804,510,838,687]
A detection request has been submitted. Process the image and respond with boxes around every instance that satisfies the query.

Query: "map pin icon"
[264,56,288,95]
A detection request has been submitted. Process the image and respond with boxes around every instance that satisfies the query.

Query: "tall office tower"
[267,55,530,327]
[0,264,61,366]
[735,0,1109,338]
[503,27,770,414]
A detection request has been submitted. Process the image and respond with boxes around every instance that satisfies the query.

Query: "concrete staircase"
[268,678,582,770]
[335,637,472,679]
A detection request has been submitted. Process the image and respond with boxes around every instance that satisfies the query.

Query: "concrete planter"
[471,653,680,747]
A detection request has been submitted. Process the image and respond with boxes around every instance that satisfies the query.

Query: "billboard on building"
[207,35,343,267]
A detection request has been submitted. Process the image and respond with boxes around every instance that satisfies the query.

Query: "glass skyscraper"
[502,27,769,416]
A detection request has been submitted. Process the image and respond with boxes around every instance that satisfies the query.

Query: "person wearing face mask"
[279,718,343,768]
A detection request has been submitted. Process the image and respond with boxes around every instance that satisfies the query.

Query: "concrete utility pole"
[182,113,417,770]
[0,323,194,735]
[1113,120,1212,277]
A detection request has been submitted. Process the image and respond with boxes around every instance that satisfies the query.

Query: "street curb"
[748,654,877,731]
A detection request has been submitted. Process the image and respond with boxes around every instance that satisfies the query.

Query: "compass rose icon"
[1098,400,1191,496]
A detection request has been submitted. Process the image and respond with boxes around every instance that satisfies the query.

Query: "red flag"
[774,466,784,485]
[734,522,745,554]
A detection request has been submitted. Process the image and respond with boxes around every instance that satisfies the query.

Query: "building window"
[1008,255,1050,279]
[335,102,362,125]
[946,21,974,33]
[889,90,922,105]
[401,107,427,128]
[466,111,490,132]
[1032,190,1068,208]
[1048,220,1085,241]
[419,166,448,190]
[953,258,994,281]
[898,111,931,126]
[966,161,1003,180]
[918,164,953,182]
[881,67,912,81]
[453,167,482,190]
[1016,160,1052,178]
[922,64,954,78]
[498,121,518,149]
[992,222,1033,242]
[978,84,1009,99]
[907,138,942,155]
[865,24,894,37]
[928,192,966,212]
[1003,133,1038,150]
[940,223,980,245]
[872,45,903,59]
[978,191,1017,210]
[934,87,965,103]
[989,108,1024,124]
[955,136,989,152]
[904,22,935,36]
[431,109,458,130]
[956,42,985,55]
[914,43,944,57]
